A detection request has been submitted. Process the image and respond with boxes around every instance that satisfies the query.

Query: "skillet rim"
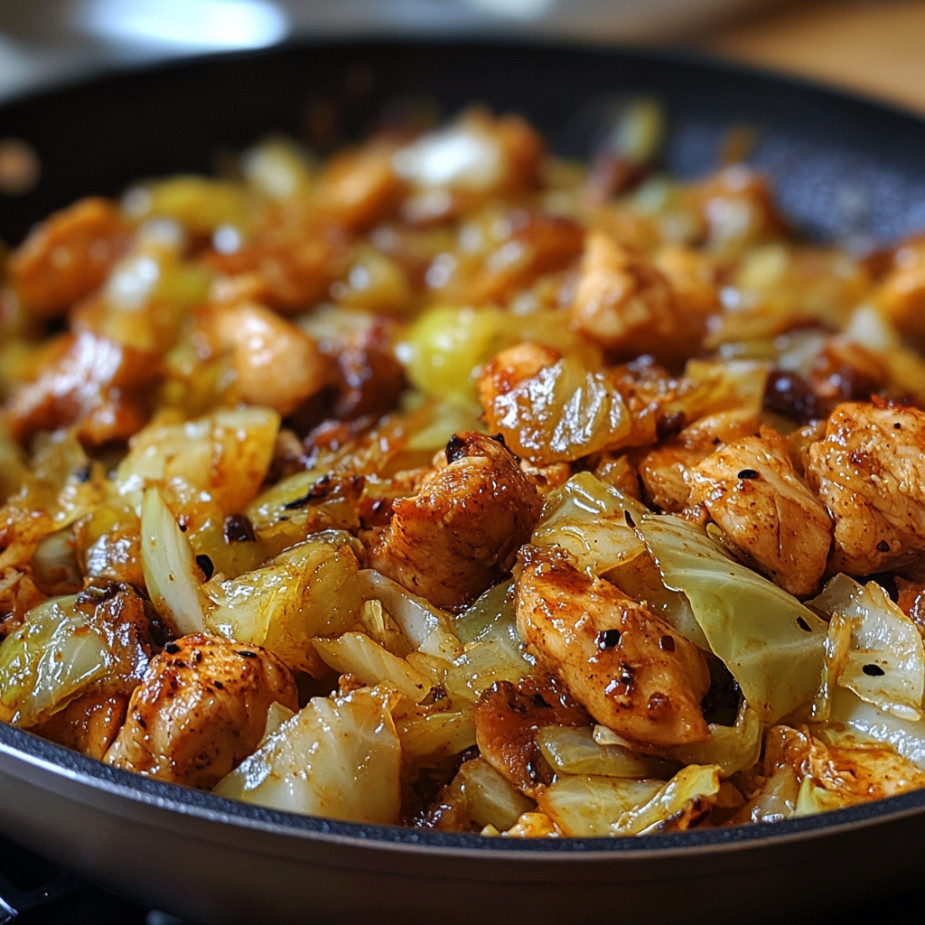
[5,694,925,860]
[3,35,925,862]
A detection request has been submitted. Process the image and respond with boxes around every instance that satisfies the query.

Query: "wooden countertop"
[686,0,925,114]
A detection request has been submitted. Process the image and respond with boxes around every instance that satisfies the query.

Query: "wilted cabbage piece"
[532,472,648,577]
[537,725,677,779]
[140,487,207,637]
[215,685,402,825]
[485,356,631,465]
[205,530,364,674]
[0,595,114,726]
[314,632,433,702]
[639,514,827,723]
[810,574,925,721]
[115,406,280,513]
[612,763,721,835]
[444,757,536,832]
[663,702,763,778]
[537,775,664,837]
[826,687,925,771]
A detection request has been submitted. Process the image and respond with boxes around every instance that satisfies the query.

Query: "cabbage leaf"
[638,514,826,722]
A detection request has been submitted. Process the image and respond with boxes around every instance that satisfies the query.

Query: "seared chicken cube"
[195,300,328,415]
[571,230,709,361]
[9,197,131,319]
[690,427,833,596]
[639,410,760,512]
[368,431,542,609]
[105,634,298,789]
[515,545,710,747]
[806,401,925,575]
[5,330,159,446]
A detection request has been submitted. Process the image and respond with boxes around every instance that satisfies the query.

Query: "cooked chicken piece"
[474,675,590,795]
[459,209,584,306]
[689,427,832,596]
[806,400,925,575]
[685,165,785,253]
[477,341,561,416]
[196,300,328,415]
[31,583,157,760]
[207,206,347,314]
[652,244,722,319]
[368,431,543,610]
[5,330,159,445]
[606,355,687,449]
[315,140,405,232]
[9,197,131,319]
[807,335,888,405]
[104,633,298,789]
[877,235,925,342]
[320,317,406,422]
[690,427,832,597]
[591,453,642,499]
[895,576,925,635]
[638,410,759,512]
[571,230,709,361]
[515,545,710,747]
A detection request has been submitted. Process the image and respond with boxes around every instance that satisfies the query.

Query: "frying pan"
[3,38,925,925]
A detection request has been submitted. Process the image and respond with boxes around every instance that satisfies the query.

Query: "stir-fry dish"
[4,102,925,838]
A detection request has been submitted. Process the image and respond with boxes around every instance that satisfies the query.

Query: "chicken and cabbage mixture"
[5,103,925,837]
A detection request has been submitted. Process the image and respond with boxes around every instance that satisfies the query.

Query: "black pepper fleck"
[877,540,891,553]
[195,554,214,580]
[737,468,759,480]
[165,643,181,654]
[598,629,622,649]
[624,509,636,529]
[862,663,885,677]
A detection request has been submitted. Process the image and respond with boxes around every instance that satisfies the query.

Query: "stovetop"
[2,830,925,925]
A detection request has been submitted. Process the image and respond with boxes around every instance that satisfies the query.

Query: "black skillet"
[3,38,925,925]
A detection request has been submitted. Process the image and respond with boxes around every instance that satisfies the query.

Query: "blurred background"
[0,0,923,112]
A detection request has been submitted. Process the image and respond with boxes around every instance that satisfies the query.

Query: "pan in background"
[3,38,925,925]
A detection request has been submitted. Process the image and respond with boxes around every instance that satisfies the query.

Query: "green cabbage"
[0,596,111,726]
[215,685,402,824]
[638,514,827,722]
[810,574,925,722]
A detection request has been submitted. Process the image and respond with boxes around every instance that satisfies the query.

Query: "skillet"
[4,38,925,925]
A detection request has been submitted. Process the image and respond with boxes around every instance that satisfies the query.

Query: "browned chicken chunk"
[368,431,543,610]
[806,400,925,575]
[5,330,160,445]
[571,230,709,361]
[690,427,833,596]
[474,675,590,795]
[638,410,760,512]
[195,300,328,415]
[514,545,710,747]
[104,634,298,789]
[9,197,131,319]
